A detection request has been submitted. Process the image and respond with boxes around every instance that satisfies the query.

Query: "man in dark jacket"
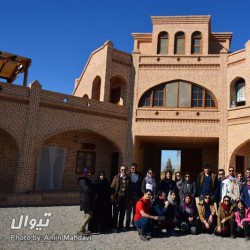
[111,165,132,231]
[125,163,143,229]
[196,164,219,203]
[77,167,95,236]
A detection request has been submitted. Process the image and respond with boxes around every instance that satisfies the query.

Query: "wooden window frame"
[191,31,202,54]
[174,32,185,55]
[139,82,216,109]
[75,150,96,174]
[157,32,169,54]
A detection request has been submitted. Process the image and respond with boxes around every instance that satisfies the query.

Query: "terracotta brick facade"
[1,15,250,206]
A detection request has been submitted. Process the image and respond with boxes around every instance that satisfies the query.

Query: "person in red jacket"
[233,199,250,240]
[134,189,159,240]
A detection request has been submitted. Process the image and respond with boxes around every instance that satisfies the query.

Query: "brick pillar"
[14,80,41,193]
[103,41,113,103]
[219,49,229,171]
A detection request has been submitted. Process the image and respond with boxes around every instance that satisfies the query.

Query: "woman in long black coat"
[89,171,112,233]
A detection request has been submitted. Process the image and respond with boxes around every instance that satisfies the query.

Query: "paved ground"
[0,206,249,250]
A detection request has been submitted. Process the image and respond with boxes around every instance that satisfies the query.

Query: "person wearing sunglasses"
[243,168,250,182]
[180,172,196,203]
[215,195,236,238]
[216,169,226,204]
[111,165,132,232]
[197,194,216,234]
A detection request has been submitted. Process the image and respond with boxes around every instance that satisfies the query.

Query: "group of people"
[76,163,250,242]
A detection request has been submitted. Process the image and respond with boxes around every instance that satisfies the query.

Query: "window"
[157,32,168,54]
[76,151,96,174]
[139,81,216,109]
[175,32,185,54]
[153,85,164,106]
[191,31,202,54]
[192,86,203,107]
[236,79,246,106]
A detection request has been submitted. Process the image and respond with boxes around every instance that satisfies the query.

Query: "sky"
[1,0,250,95]
[161,150,181,172]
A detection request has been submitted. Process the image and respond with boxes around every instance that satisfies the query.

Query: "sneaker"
[140,234,149,241]
[77,231,91,236]
[146,235,152,239]
[245,236,250,241]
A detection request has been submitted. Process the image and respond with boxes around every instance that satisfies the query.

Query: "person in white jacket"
[220,177,240,204]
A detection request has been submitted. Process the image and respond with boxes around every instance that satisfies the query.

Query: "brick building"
[1,15,250,206]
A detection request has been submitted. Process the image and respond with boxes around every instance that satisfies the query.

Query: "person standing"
[125,163,143,229]
[226,167,235,179]
[179,172,196,203]
[141,169,158,196]
[241,177,250,208]
[217,168,226,203]
[243,168,250,182]
[196,164,218,203]
[77,167,95,236]
[111,165,132,232]
[158,171,177,198]
[89,171,112,233]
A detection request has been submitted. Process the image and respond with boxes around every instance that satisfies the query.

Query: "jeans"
[134,217,152,236]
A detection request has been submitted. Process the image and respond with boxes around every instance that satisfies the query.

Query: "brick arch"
[228,138,250,173]
[0,127,19,193]
[38,127,123,160]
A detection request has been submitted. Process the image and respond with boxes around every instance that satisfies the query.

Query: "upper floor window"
[236,79,246,106]
[191,31,202,54]
[139,81,216,108]
[157,32,168,54]
[174,32,185,54]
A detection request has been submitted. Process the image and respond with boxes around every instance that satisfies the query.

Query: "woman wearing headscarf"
[197,194,216,234]
[215,195,236,238]
[89,171,112,233]
[77,167,96,236]
[233,199,250,240]
[165,190,179,236]
[141,168,157,196]
[179,193,198,235]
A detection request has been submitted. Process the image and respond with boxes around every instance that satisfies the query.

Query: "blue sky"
[1,0,250,94]
[161,150,181,172]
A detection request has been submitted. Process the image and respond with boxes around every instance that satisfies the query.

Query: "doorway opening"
[161,150,181,179]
